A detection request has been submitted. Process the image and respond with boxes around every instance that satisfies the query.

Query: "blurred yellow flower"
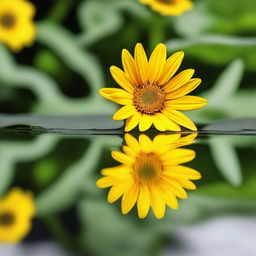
[97,133,201,219]
[0,188,36,243]
[0,0,36,51]
[99,43,207,132]
[139,0,193,16]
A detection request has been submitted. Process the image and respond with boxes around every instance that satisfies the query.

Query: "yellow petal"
[111,151,135,165]
[134,43,149,84]
[173,133,197,148]
[148,43,167,84]
[139,114,153,131]
[5,188,26,202]
[122,49,139,85]
[162,148,196,165]
[158,51,184,85]
[166,120,181,131]
[139,0,151,3]
[3,188,35,217]
[166,96,208,110]
[111,90,133,99]
[162,108,197,131]
[139,134,153,152]
[159,183,178,209]
[122,146,137,158]
[166,78,202,99]
[19,0,36,17]
[124,134,140,152]
[153,134,181,147]
[107,185,124,203]
[148,0,193,16]
[153,113,181,132]
[111,97,133,105]
[125,112,141,132]
[121,183,139,214]
[137,185,150,219]
[152,113,167,131]
[110,66,134,93]
[162,177,187,199]
[164,166,201,180]
[98,87,130,96]
[149,186,166,219]
[156,137,193,154]
[112,105,137,120]
[99,88,133,105]
[101,166,131,178]
[164,69,194,92]
[153,111,181,132]
[107,179,132,203]
[96,177,115,188]
[155,145,173,156]
[165,194,178,210]
[172,177,197,190]
[99,94,131,105]
[98,88,119,100]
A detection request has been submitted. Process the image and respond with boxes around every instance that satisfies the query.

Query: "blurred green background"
[0,0,256,255]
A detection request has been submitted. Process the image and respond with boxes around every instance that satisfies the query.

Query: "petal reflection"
[97,133,200,219]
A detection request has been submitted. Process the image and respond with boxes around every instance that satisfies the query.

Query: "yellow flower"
[0,0,36,51]
[99,43,207,132]
[96,133,201,219]
[139,0,193,16]
[0,188,36,243]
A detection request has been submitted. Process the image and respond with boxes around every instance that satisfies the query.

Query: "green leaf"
[166,35,256,51]
[210,137,242,186]
[0,136,59,196]
[188,60,247,123]
[77,1,123,47]
[173,2,215,37]
[169,195,256,225]
[166,36,256,71]
[0,33,115,115]
[76,0,149,47]
[36,136,121,216]
[173,0,256,36]
[36,139,102,216]
[203,59,244,105]
[36,22,104,95]
[196,177,256,200]
[36,22,116,114]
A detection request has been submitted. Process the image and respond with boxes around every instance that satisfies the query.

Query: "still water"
[0,122,256,256]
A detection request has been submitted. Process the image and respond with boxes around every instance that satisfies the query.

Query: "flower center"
[0,13,16,29]
[133,83,165,114]
[0,212,15,226]
[134,152,163,183]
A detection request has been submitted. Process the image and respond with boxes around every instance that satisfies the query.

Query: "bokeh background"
[1,0,256,255]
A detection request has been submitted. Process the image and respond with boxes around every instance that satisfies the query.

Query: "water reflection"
[97,133,200,219]
[1,132,256,256]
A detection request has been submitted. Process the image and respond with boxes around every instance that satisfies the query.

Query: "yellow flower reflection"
[139,0,193,16]
[97,133,201,219]
[99,43,207,132]
[0,0,36,52]
[0,188,36,243]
